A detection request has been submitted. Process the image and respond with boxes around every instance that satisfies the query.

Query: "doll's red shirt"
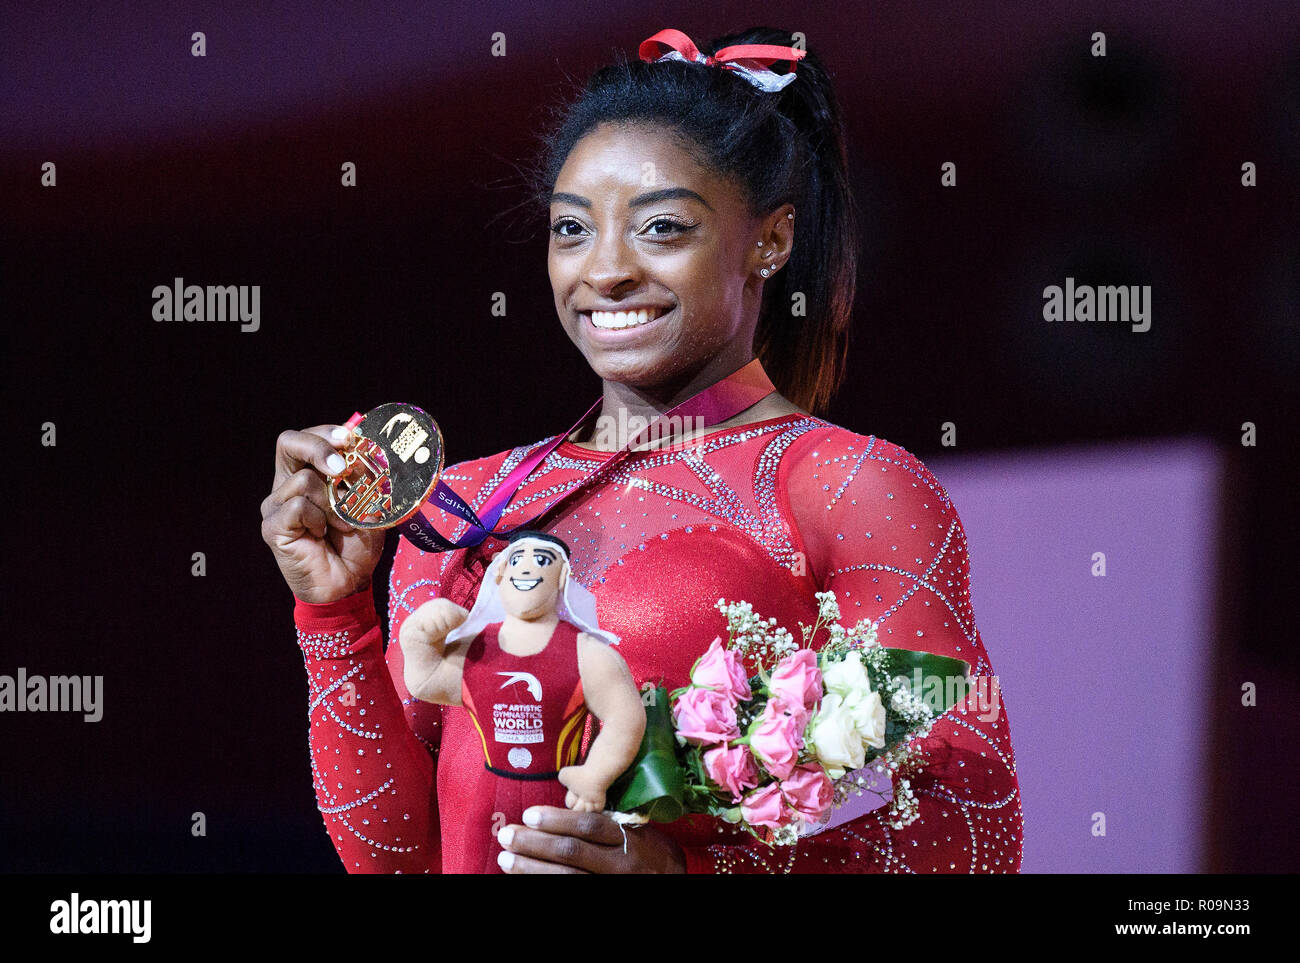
[459,619,587,778]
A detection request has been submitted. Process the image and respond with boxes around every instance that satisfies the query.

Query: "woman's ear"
[491,551,505,585]
[748,201,796,277]
[558,562,570,594]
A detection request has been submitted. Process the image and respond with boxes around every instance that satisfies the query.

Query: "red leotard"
[457,619,587,874]
[294,413,1024,873]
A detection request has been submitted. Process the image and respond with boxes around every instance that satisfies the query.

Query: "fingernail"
[497,851,515,871]
[522,808,541,827]
[326,453,346,475]
[497,826,514,847]
[330,427,349,443]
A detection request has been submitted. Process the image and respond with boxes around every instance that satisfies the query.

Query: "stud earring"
[760,267,771,277]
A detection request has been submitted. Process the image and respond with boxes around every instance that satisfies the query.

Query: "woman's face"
[547,122,785,394]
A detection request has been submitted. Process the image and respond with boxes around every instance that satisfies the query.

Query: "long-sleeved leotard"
[294,413,1024,873]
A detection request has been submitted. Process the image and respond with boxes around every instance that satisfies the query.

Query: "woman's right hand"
[261,425,386,603]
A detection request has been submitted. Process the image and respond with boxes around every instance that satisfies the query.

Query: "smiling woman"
[536,26,857,430]
[267,25,1024,874]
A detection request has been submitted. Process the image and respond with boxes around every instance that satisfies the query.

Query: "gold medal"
[328,403,445,529]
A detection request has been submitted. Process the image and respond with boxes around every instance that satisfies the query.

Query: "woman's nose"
[583,233,640,293]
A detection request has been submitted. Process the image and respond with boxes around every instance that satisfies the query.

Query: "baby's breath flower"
[889,686,934,729]
[815,591,841,622]
[882,742,926,829]
[771,824,801,847]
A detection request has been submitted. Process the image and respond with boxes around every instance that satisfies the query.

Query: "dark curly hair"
[528,27,859,415]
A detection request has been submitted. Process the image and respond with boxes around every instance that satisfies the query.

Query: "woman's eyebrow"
[548,187,712,211]
[549,191,590,208]
[630,187,712,210]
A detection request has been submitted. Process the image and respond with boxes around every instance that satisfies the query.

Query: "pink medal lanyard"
[396,357,776,553]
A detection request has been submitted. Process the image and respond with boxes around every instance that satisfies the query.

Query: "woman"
[262,26,1023,873]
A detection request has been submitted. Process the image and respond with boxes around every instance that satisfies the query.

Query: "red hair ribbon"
[637,28,806,92]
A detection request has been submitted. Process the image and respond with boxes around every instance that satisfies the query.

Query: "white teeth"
[590,307,666,329]
[510,578,542,591]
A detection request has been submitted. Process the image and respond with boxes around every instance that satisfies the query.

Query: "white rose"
[807,693,865,779]
[822,650,873,700]
[844,688,886,750]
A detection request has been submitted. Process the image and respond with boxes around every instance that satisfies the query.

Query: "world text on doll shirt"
[294,413,1024,873]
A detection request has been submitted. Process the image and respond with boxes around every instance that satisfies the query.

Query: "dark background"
[1,1,1295,872]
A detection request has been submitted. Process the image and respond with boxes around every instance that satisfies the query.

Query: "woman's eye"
[644,218,689,236]
[550,218,585,238]
[534,553,552,566]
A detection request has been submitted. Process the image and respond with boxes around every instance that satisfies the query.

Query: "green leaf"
[607,686,686,823]
[881,650,973,715]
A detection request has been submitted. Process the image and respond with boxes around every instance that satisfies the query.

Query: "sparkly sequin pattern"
[294,413,1023,873]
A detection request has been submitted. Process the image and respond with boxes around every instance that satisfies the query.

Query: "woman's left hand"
[496,806,686,874]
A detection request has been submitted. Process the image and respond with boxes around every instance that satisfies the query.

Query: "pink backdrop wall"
[928,438,1224,871]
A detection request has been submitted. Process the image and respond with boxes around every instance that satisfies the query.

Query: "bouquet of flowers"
[608,591,971,845]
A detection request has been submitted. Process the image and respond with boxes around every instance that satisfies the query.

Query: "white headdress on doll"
[444,533,620,648]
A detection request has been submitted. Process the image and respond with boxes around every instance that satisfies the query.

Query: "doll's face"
[495,542,567,621]
[547,122,790,396]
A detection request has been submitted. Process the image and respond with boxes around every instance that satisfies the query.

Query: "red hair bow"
[638,28,806,92]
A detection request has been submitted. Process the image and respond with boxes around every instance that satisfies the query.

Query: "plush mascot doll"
[399,529,646,874]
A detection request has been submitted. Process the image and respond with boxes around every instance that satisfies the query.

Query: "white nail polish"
[522,808,541,827]
[326,453,346,475]
[497,827,514,847]
[330,427,349,443]
[497,851,514,871]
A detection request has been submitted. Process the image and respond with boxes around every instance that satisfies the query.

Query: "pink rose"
[672,686,740,745]
[768,649,823,711]
[703,744,760,802]
[780,764,836,824]
[690,636,752,703]
[748,696,806,779]
[740,783,792,830]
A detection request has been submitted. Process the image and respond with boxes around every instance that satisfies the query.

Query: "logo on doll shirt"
[496,671,542,701]
[493,671,544,747]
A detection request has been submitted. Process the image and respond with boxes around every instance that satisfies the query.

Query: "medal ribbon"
[397,357,776,553]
